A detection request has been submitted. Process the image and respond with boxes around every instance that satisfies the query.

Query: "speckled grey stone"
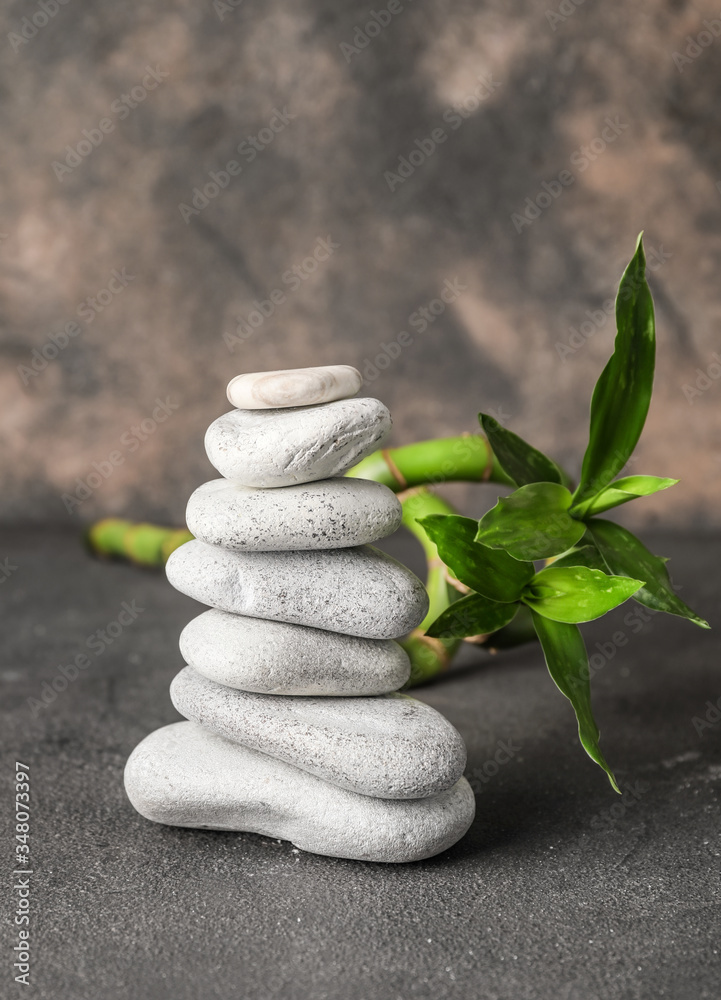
[169,667,467,799]
[166,540,428,639]
[185,477,402,552]
[204,397,391,487]
[124,722,475,863]
[179,609,410,696]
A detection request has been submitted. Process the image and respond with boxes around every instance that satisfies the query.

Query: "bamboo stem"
[346,435,515,491]
[397,487,538,683]
[85,519,192,568]
[397,488,465,686]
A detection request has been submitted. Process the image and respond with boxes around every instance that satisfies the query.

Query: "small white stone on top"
[226,365,362,410]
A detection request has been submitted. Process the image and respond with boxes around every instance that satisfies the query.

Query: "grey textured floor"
[2,527,720,1000]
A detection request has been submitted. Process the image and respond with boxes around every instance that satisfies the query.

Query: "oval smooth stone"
[185,477,402,552]
[226,365,362,410]
[180,609,411,695]
[204,397,391,487]
[166,540,429,639]
[124,723,476,863]
[170,666,467,799]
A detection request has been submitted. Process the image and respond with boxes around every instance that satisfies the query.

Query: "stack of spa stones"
[124,366,475,863]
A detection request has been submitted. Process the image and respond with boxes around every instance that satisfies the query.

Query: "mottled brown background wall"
[2,0,720,529]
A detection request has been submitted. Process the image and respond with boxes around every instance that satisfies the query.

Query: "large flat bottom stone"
[124,722,476,864]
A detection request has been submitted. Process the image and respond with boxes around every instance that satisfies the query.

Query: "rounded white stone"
[226,365,362,410]
[204,397,391,488]
[169,666,467,799]
[125,722,475,863]
[166,540,428,639]
[186,477,402,552]
[180,609,410,695]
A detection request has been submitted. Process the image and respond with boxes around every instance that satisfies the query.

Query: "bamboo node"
[480,434,494,481]
[444,570,470,594]
[410,630,452,670]
[381,448,408,489]
[462,633,491,645]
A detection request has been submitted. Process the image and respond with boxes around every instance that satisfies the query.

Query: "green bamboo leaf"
[576,476,678,517]
[587,519,710,628]
[523,565,644,623]
[476,482,585,560]
[418,514,534,601]
[531,611,619,792]
[573,235,656,511]
[479,413,564,487]
[425,592,518,639]
[548,543,607,571]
